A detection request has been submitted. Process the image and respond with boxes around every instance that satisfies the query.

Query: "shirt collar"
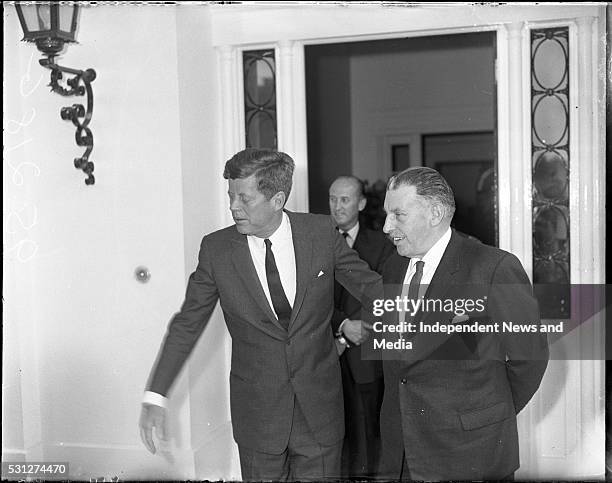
[344,221,360,241]
[247,212,292,248]
[409,227,452,271]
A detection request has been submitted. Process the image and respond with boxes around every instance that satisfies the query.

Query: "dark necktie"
[264,239,292,330]
[400,260,425,327]
[341,231,349,245]
[408,260,425,303]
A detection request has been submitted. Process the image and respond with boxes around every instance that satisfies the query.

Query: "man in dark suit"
[377,166,549,481]
[329,176,393,478]
[138,149,383,481]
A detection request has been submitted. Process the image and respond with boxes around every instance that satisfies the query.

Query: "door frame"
[213,5,606,478]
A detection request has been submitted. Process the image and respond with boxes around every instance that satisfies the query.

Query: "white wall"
[350,35,495,183]
[174,5,239,480]
[3,4,230,480]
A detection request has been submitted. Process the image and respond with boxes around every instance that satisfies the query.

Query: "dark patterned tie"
[399,260,425,329]
[264,239,292,330]
[341,231,349,245]
[408,260,425,303]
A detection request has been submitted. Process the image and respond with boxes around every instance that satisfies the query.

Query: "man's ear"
[358,197,367,212]
[272,191,286,210]
[430,202,445,226]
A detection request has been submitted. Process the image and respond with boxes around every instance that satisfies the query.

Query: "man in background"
[329,175,394,478]
[378,166,549,480]
[139,150,383,481]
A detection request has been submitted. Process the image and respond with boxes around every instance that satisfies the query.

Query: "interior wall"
[305,44,353,215]
[350,33,495,183]
[3,4,228,480]
[174,5,238,480]
[305,33,494,215]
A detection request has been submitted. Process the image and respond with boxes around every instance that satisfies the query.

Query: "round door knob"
[134,266,151,283]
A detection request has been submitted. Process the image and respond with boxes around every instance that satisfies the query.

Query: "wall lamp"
[15,2,97,185]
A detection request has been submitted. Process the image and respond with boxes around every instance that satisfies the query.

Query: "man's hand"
[139,403,167,454]
[342,320,373,345]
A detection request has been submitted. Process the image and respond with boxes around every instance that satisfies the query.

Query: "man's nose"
[383,215,393,233]
[230,198,241,211]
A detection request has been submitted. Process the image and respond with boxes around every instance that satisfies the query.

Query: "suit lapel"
[420,230,464,323]
[352,226,368,254]
[339,227,367,307]
[287,212,313,328]
[230,234,286,332]
[399,231,469,365]
[387,252,410,298]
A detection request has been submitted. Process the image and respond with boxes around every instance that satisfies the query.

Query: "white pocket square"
[317,270,324,277]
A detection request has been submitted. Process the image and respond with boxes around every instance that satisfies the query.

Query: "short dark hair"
[223,149,295,202]
[332,175,366,199]
[387,166,456,217]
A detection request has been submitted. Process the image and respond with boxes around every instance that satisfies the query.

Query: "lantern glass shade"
[15,2,79,43]
[58,4,78,36]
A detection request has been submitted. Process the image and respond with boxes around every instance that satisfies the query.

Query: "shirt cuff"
[338,318,350,335]
[142,391,168,408]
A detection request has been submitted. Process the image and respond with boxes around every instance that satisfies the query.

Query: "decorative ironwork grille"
[243,49,277,149]
[531,27,570,318]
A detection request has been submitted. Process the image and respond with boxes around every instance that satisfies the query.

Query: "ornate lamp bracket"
[40,57,97,185]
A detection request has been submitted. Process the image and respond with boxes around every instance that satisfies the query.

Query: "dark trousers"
[399,453,515,481]
[340,359,384,479]
[238,397,342,481]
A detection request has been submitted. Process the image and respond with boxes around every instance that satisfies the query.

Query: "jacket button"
[400,378,407,384]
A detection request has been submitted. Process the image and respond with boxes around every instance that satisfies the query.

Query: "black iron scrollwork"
[40,57,96,185]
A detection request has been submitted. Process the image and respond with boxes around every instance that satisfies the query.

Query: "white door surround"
[211,4,606,479]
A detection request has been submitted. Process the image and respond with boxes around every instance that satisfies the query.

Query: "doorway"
[305,32,497,245]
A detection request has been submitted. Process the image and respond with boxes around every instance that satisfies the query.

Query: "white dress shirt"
[339,222,360,249]
[398,227,451,326]
[402,227,452,291]
[143,212,297,408]
[247,212,296,311]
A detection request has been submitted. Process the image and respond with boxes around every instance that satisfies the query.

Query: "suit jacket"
[379,230,549,480]
[331,226,394,384]
[147,211,383,454]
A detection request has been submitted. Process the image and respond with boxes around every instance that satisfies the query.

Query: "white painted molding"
[576,15,605,478]
[276,40,309,213]
[215,46,239,463]
[521,15,605,480]
[496,25,511,253]
[571,18,588,287]
[290,42,310,213]
[209,5,602,47]
[217,45,241,228]
[497,21,532,272]
[277,41,295,157]
[379,132,423,174]
[589,13,606,454]
[591,13,606,286]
